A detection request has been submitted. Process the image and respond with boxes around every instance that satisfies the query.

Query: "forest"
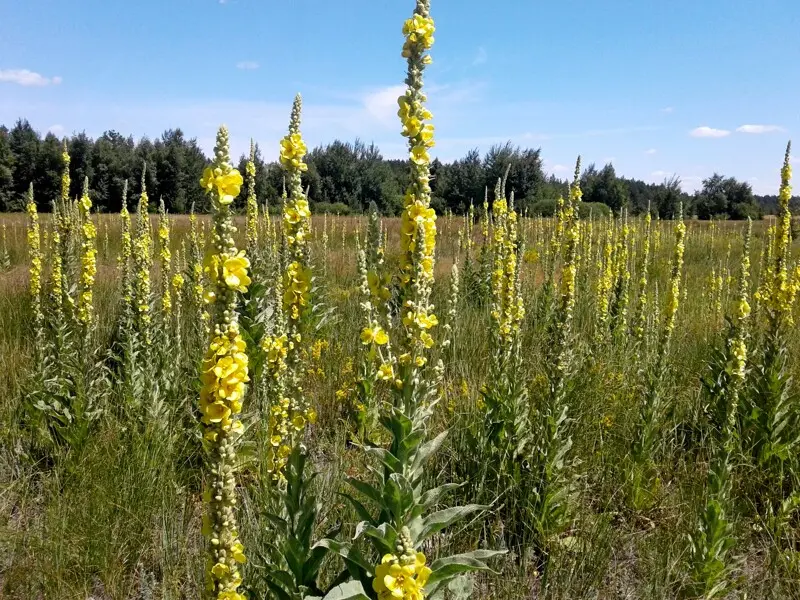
[0,118,791,218]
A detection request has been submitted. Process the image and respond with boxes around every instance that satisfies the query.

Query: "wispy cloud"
[362,84,407,124]
[651,170,673,178]
[236,61,259,70]
[548,164,569,173]
[473,46,488,66]
[48,124,64,135]
[690,126,731,138]
[644,148,657,155]
[0,69,62,87]
[736,124,784,134]
[661,106,674,114]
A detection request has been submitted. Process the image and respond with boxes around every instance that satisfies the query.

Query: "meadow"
[2,2,800,599]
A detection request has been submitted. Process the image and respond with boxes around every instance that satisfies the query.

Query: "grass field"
[1,195,800,599]
[1,2,799,598]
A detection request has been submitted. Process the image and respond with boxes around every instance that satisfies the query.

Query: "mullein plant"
[354,200,393,440]
[56,141,76,323]
[629,204,686,510]
[473,178,534,558]
[197,126,250,600]
[77,177,97,347]
[158,198,172,321]
[683,220,752,599]
[525,161,581,585]
[609,211,631,339]
[252,97,351,600]
[322,5,503,596]
[188,206,211,343]
[245,139,260,263]
[26,184,45,361]
[263,94,316,480]
[133,169,154,348]
[631,206,652,345]
[746,143,800,533]
[593,217,614,344]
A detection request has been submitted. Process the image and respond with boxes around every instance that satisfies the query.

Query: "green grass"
[1,213,800,599]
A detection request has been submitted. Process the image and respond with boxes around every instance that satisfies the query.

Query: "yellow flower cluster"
[401,13,435,58]
[595,223,614,332]
[61,142,70,204]
[245,140,259,252]
[158,202,172,316]
[51,225,63,313]
[561,191,580,315]
[372,529,431,600]
[26,187,44,337]
[133,183,153,342]
[632,210,652,343]
[262,334,289,378]
[200,333,249,434]
[200,167,243,206]
[204,252,252,303]
[757,144,796,329]
[489,195,525,348]
[663,210,686,341]
[282,261,311,321]
[77,184,97,330]
[120,203,133,305]
[279,132,308,172]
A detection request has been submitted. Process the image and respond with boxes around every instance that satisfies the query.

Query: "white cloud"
[690,126,731,138]
[0,69,62,87]
[473,46,487,66]
[661,106,674,114]
[549,164,569,173]
[651,170,673,178]
[736,124,784,134]
[645,148,657,155]
[48,124,64,135]
[236,61,259,70]
[362,84,407,124]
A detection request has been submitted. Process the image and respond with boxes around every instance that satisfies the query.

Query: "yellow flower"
[217,170,243,202]
[200,167,243,204]
[231,541,247,564]
[223,252,251,292]
[361,324,389,346]
[378,363,395,381]
[211,563,230,578]
[280,132,308,171]
[410,145,430,165]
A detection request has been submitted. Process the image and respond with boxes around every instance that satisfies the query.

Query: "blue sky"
[1,0,798,194]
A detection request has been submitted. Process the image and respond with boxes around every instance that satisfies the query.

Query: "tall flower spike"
[662,202,686,349]
[77,176,97,338]
[246,139,259,254]
[133,165,153,345]
[395,0,438,403]
[120,181,133,308]
[198,126,249,600]
[158,197,172,317]
[267,95,316,479]
[26,183,44,354]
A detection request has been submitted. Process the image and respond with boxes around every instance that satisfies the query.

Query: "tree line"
[0,119,792,218]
